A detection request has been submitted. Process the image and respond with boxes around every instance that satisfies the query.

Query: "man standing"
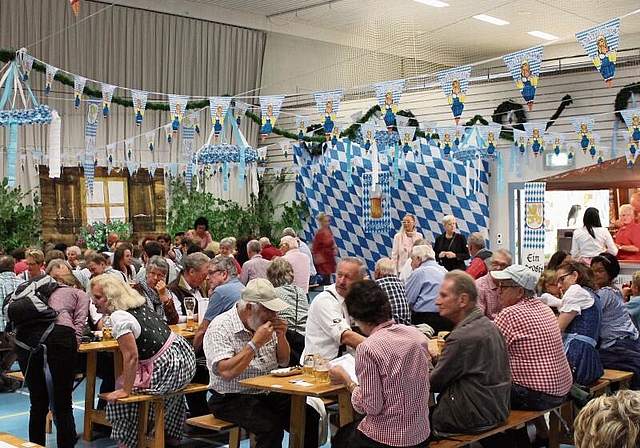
[373,258,411,325]
[240,240,269,285]
[476,249,513,320]
[430,270,511,438]
[405,245,449,332]
[282,227,316,284]
[302,257,366,360]
[329,280,431,448]
[203,278,319,448]
[493,265,573,446]
[466,232,493,280]
[280,236,311,294]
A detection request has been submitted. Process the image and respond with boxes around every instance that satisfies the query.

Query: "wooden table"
[78,323,195,441]
[239,373,354,448]
[0,431,45,447]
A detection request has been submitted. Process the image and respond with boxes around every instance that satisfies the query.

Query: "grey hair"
[67,245,81,256]
[237,298,265,311]
[267,257,294,287]
[339,257,367,279]
[247,239,262,255]
[220,237,236,250]
[413,238,429,246]
[412,244,435,261]
[259,237,271,248]
[375,258,396,276]
[182,252,211,272]
[212,255,238,277]
[467,232,486,250]
[280,235,299,249]
[281,227,297,238]
[492,248,513,265]
[444,270,478,303]
[45,258,73,275]
[442,215,456,226]
[620,204,635,215]
[145,255,169,274]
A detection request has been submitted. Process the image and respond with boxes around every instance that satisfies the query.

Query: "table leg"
[337,390,354,427]
[82,352,97,441]
[288,395,307,448]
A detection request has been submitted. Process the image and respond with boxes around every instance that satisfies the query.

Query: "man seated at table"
[203,278,319,448]
[466,232,493,280]
[476,249,513,320]
[329,280,431,448]
[430,270,511,441]
[492,265,573,447]
[302,257,366,360]
[374,258,411,325]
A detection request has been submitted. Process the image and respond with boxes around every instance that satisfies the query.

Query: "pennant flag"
[621,109,640,143]
[149,163,158,178]
[85,100,100,139]
[421,120,438,144]
[627,132,638,159]
[398,125,417,154]
[192,111,201,136]
[234,101,249,126]
[523,121,547,157]
[145,131,155,151]
[69,0,80,17]
[101,83,116,118]
[570,116,595,153]
[295,115,311,141]
[257,146,268,165]
[132,90,148,126]
[314,90,342,140]
[164,124,173,145]
[45,65,58,96]
[106,143,116,166]
[513,129,528,155]
[373,79,405,132]
[588,133,601,159]
[259,95,285,138]
[73,75,87,109]
[169,94,189,133]
[478,124,501,159]
[576,18,620,87]
[545,133,565,156]
[361,121,378,154]
[125,139,134,161]
[437,65,472,125]
[209,97,232,140]
[18,52,34,82]
[182,115,196,157]
[503,46,544,111]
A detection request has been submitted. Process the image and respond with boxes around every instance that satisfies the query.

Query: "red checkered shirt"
[351,321,431,446]
[494,296,573,397]
[476,272,503,320]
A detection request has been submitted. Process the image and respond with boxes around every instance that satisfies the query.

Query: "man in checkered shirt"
[373,258,411,325]
[203,278,319,448]
[492,265,573,446]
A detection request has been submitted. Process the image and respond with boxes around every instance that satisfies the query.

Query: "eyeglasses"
[207,269,220,276]
[557,272,573,284]
[498,283,519,292]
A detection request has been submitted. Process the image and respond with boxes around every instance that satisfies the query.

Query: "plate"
[270,367,302,377]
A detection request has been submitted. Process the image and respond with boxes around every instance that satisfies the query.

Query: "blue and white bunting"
[576,18,621,87]
[503,46,544,110]
[373,79,405,132]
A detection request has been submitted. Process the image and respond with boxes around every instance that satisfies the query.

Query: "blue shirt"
[404,260,447,313]
[598,287,639,349]
[204,278,243,322]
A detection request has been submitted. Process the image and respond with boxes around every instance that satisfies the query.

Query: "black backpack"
[3,274,60,333]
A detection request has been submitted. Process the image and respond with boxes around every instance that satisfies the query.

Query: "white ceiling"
[115,0,640,68]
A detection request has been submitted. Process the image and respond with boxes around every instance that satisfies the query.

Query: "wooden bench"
[602,369,634,391]
[185,414,241,448]
[430,408,557,448]
[99,382,208,448]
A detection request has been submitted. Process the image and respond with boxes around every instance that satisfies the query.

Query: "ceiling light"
[412,0,450,8]
[527,30,559,41]
[473,14,509,26]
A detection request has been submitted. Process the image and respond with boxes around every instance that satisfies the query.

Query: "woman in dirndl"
[90,275,196,448]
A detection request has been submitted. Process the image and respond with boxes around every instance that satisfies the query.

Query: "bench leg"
[153,400,165,448]
[138,402,150,448]
[228,426,240,448]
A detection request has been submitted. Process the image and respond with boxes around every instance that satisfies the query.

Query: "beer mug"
[184,297,196,331]
[303,354,316,378]
[314,357,330,383]
[102,315,113,340]
[370,187,383,220]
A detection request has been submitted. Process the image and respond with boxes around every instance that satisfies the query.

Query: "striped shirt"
[494,296,573,397]
[352,321,431,446]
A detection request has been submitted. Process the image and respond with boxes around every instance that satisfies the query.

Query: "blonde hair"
[632,270,640,289]
[89,274,145,314]
[397,214,417,236]
[536,269,557,294]
[620,204,635,215]
[574,390,640,448]
[316,212,328,222]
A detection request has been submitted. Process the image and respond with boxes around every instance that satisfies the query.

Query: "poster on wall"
[522,182,546,274]
[362,171,391,233]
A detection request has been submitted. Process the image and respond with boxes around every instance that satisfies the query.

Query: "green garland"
[614,82,640,123]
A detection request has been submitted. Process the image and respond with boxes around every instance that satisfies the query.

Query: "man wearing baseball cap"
[492,265,573,447]
[203,278,319,448]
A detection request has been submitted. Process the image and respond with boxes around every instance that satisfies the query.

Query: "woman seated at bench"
[90,275,196,448]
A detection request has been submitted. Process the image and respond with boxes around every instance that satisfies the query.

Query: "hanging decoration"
[132,89,148,126]
[101,83,116,118]
[523,121,547,157]
[18,51,34,82]
[145,131,155,151]
[260,95,285,139]
[421,120,438,145]
[363,171,391,233]
[234,101,249,126]
[576,18,621,87]
[45,64,58,96]
[164,124,173,145]
[545,133,565,156]
[182,113,196,160]
[295,115,311,142]
[69,0,80,17]
[570,116,595,153]
[73,75,87,109]
[209,97,232,141]
[360,121,378,155]
[125,138,134,161]
[373,79,405,132]
[503,46,544,111]
[477,124,501,159]
[436,126,457,158]
[84,100,100,195]
[437,65,472,125]
[620,109,640,143]
[513,129,528,155]
[588,133,601,159]
[314,90,342,141]
[168,94,189,133]
[106,143,116,173]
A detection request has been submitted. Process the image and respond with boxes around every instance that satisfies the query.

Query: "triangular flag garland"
[314,90,342,140]
[45,64,58,95]
[131,90,148,126]
[209,97,232,141]
[69,0,80,17]
[437,65,472,125]
[503,46,544,111]
[545,132,565,156]
[101,83,116,118]
[373,79,405,132]
[576,18,621,87]
[570,116,596,153]
[620,109,640,143]
[18,51,34,82]
[295,115,311,141]
[259,95,285,138]
[523,121,547,157]
[235,101,249,126]
[145,131,155,151]
[73,75,87,109]
[169,94,189,133]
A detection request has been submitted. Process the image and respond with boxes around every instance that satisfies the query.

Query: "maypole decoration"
[314,90,342,141]
[373,79,405,132]
[132,89,148,126]
[523,121,547,157]
[101,83,116,118]
[503,46,543,111]
[259,95,285,139]
[0,55,53,186]
[437,65,472,125]
[576,18,620,87]
[209,97,232,142]
[570,116,595,154]
[168,94,189,133]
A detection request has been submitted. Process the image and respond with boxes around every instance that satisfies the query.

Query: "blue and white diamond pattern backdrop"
[296,139,490,275]
[522,181,546,274]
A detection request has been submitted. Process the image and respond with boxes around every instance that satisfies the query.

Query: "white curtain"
[0,0,266,206]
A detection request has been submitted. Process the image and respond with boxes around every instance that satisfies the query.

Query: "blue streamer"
[223,161,228,192]
[392,144,399,189]
[346,139,352,187]
[0,65,15,110]
[7,123,17,187]
[497,152,505,195]
[238,146,246,187]
[612,119,619,159]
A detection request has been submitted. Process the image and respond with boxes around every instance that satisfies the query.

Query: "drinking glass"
[313,357,330,383]
[184,297,196,331]
[303,354,316,378]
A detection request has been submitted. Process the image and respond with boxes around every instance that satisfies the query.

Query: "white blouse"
[571,226,618,260]
[559,284,594,315]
